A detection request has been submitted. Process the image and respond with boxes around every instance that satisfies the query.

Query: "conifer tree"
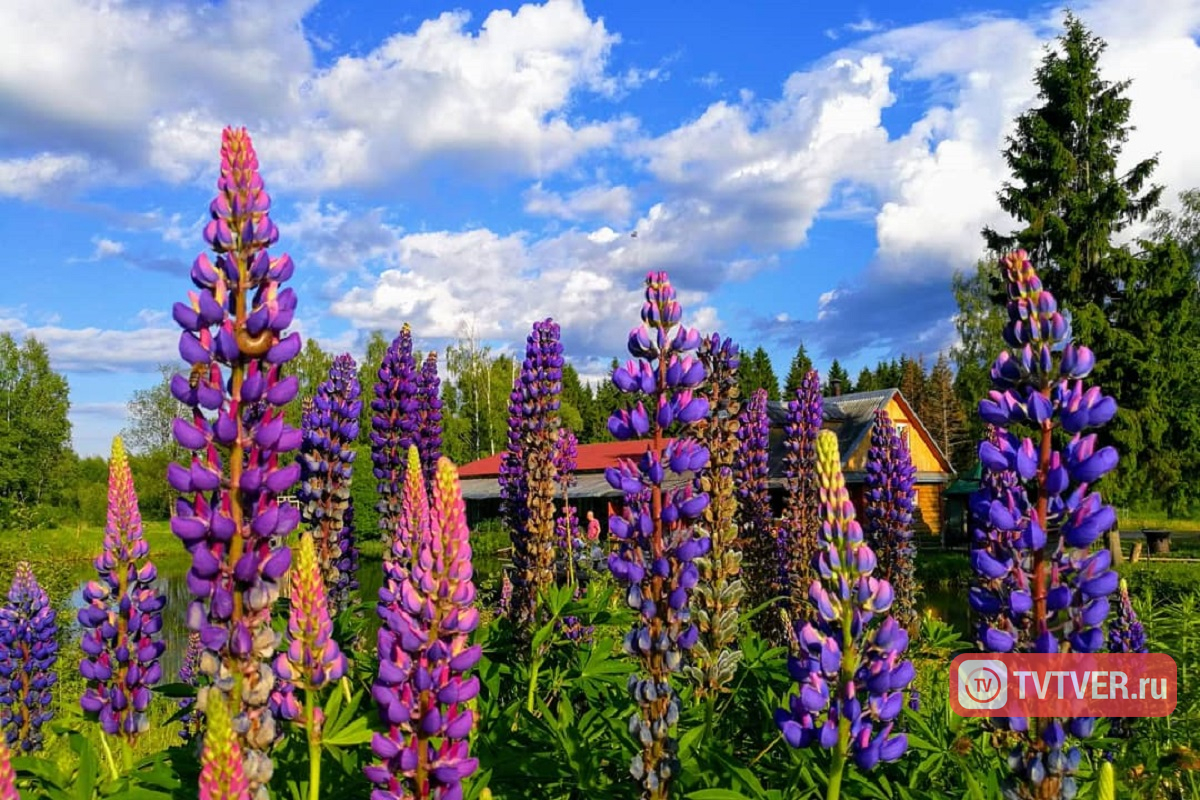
[823,360,850,397]
[783,343,814,397]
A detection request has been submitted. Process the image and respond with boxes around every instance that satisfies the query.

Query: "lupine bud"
[200,693,250,800]
[0,563,57,753]
[80,437,165,741]
[0,738,18,800]
[735,388,776,640]
[863,411,917,630]
[776,432,911,776]
[607,272,711,799]
[368,453,480,800]
[685,333,745,697]
[501,319,564,632]
[779,369,823,631]
[371,324,422,562]
[170,127,299,797]
[970,251,1119,800]
[299,354,361,615]
[272,534,347,713]
[1107,580,1146,655]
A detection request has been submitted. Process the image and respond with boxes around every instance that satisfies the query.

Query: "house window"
[895,423,910,445]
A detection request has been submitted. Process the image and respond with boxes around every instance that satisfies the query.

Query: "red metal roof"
[457,439,673,478]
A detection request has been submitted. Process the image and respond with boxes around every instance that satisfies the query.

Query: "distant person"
[586,510,601,541]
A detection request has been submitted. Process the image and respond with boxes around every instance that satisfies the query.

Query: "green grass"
[0,520,185,566]
[1117,507,1200,532]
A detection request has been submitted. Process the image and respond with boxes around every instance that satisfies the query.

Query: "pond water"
[63,554,973,675]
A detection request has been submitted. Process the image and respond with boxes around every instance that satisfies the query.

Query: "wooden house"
[457,387,955,539]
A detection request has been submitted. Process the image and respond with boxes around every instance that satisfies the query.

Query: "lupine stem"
[99,733,119,783]
[305,689,319,800]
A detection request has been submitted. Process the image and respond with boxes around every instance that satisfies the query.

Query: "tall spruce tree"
[823,359,850,396]
[919,353,969,470]
[897,355,927,410]
[738,346,780,402]
[980,13,1200,510]
[853,366,875,394]
[783,343,814,396]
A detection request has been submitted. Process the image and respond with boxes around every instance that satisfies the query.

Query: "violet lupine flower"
[862,411,918,631]
[372,323,420,562]
[557,616,595,644]
[0,563,57,754]
[0,738,17,800]
[687,332,745,697]
[200,693,250,800]
[169,127,301,796]
[179,631,203,742]
[335,498,360,611]
[502,319,564,631]
[970,250,1119,800]
[735,388,777,640]
[79,437,166,740]
[368,450,481,800]
[299,353,361,615]
[606,271,712,799]
[416,351,444,489]
[271,533,348,722]
[779,369,823,626]
[1108,579,1146,655]
[775,431,912,794]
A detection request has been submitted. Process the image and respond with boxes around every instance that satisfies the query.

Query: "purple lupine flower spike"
[779,369,823,628]
[501,319,564,631]
[371,323,420,564]
[0,563,57,753]
[368,451,480,800]
[969,250,1120,800]
[299,353,361,615]
[686,332,745,697]
[169,127,301,798]
[736,388,776,639]
[863,411,918,630]
[178,631,203,741]
[775,431,912,796]
[271,533,348,722]
[416,351,444,489]
[607,271,712,799]
[553,427,582,587]
[80,437,165,741]
[1108,580,1146,655]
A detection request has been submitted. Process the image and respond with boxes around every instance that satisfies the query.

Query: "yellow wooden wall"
[842,398,948,474]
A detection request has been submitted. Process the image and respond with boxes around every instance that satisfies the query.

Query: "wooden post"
[1131,542,1143,563]
[1106,529,1123,565]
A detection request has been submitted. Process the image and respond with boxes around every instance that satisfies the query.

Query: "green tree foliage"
[122,365,189,520]
[0,334,72,526]
[782,343,813,397]
[592,357,624,443]
[898,355,927,410]
[286,338,335,429]
[852,366,875,394]
[981,13,1200,513]
[738,346,780,402]
[559,363,594,437]
[873,359,901,390]
[823,359,849,396]
[918,353,970,470]
[951,258,1008,452]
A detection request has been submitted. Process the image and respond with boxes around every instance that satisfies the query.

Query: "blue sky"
[3,0,1200,456]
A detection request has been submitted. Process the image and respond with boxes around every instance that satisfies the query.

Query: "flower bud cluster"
[686,333,745,697]
[199,692,250,800]
[169,127,301,796]
[775,431,912,772]
[501,319,564,631]
[368,450,481,800]
[270,534,348,721]
[1108,579,1145,655]
[416,352,444,489]
[969,251,1120,800]
[605,271,712,798]
[371,324,421,562]
[863,411,917,630]
[79,437,166,740]
[299,353,361,614]
[0,563,57,754]
[779,369,823,626]
[735,388,777,639]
